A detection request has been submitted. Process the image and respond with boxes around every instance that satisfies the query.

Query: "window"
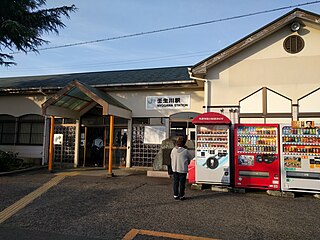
[132,118,149,124]
[0,115,16,144]
[18,115,44,145]
[283,35,304,54]
[54,118,76,124]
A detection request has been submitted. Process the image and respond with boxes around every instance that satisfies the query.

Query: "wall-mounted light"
[291,21,300,32]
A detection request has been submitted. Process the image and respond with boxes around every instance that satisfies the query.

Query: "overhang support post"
[103,126,107,169]
[108,115,114,176]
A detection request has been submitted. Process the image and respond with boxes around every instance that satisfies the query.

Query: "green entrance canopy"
[42,80,131,119]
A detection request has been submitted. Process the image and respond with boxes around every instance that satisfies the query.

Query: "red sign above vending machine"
[192,112,231,125]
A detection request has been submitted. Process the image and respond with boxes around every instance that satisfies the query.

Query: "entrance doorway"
[85,127,105,167]
[170,121,195,140]
[80,126,128,167]
[79,108,129,168]
[169,112,200,140]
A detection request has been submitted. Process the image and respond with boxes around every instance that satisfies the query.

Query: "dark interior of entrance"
[170,121,195,140]
[79,106,128,168]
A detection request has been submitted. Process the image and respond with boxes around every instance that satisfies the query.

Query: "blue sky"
[1,0,320,77]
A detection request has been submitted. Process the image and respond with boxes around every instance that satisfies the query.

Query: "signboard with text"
[146,95,190,110]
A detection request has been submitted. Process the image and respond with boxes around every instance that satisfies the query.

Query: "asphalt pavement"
[0,168,320,240]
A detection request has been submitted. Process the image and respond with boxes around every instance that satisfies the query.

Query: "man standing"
[170,136,192,200]
[92,136,103,166]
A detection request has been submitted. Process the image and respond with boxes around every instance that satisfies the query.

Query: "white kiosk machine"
[192,112,231,185]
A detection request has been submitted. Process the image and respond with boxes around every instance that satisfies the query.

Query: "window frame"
[17,114,44,146]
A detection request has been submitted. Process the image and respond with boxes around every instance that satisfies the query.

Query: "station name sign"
[146,95,190,110]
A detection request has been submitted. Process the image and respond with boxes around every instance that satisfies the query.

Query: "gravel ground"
[0,169,54,212]
[0,169,320,240]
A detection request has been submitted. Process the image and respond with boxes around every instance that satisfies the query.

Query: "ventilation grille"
[283,35,304,54]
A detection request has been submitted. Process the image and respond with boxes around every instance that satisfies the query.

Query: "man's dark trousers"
[173,172,187,197]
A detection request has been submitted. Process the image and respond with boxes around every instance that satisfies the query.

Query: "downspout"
[188,68,209,113]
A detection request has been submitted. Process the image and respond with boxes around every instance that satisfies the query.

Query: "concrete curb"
[147,170,170,178]
[0,166,47,176]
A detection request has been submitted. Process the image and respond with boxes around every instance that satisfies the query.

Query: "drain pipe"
[188,67,209,113]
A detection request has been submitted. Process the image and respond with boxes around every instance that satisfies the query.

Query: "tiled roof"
[0,66,192,90]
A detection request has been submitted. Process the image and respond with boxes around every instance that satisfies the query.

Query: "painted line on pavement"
[0,172,78,224]
[122,228,219,240]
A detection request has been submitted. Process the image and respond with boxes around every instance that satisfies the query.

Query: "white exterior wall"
[206,25,320,107]
[0,145,43,159]
[0,94,49,160]
[0,94,48,116]
[109,89,204,117]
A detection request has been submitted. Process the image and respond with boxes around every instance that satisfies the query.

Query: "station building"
[0,67,203,168]
[0,8,319,169]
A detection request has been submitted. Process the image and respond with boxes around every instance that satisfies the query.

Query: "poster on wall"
[144,126,166,144]
[54,134,63,145]
[146,95,190,110]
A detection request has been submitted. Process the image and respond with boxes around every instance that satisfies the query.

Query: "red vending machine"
[234,124,280,190]
[192,112,231,185]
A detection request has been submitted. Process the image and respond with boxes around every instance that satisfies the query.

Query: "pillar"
[108,115,114,176]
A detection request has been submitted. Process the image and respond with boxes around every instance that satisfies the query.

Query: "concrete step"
[147,170,190,179]
[147,170,170,178]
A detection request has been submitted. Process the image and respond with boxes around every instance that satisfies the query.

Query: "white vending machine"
[280,121,320,193]
[192,112,231,185]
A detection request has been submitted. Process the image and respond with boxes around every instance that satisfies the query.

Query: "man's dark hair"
[176,136,186,147]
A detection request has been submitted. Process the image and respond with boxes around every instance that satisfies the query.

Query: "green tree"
[0,0,77,66]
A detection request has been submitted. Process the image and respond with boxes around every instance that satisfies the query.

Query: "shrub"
[0,150,23,172]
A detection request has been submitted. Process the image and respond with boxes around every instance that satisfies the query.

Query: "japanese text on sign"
[146,95,190,110]
[199,117,224,121]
